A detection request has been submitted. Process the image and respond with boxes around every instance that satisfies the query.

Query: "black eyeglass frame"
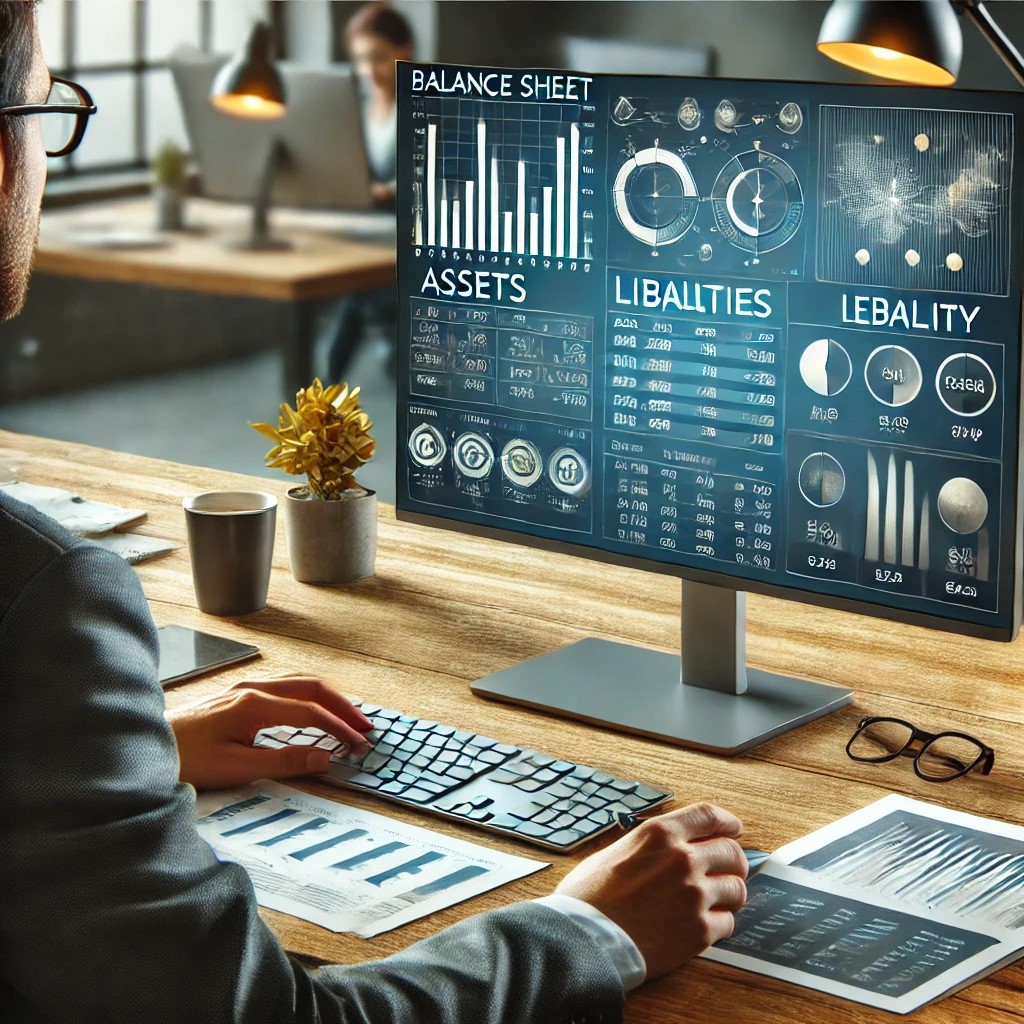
[846,715,995,782]
[0,76,97,157]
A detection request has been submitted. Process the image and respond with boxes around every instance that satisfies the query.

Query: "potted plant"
[151,140,188,231]
[252,379,378,584]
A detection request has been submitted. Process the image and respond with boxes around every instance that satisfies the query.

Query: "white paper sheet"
[0,480,146,534]
[702,794,1024,1013]
[195,781,547,937]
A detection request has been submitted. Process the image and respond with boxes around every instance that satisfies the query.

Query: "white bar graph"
[556,136,566,258]
[569,123,580,260]
[426,122,437,247]
[418,115,588,261]
[476,120,486,253]
[490,154,500,252]
[543,186,552,257]
[516,160,526,255]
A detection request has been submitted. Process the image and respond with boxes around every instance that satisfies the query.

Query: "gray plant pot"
[283,485,378,584]
[155,185,185,231]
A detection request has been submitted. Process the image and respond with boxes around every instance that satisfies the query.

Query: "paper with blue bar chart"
[703,794,1024,1012]
[196,781,546,936]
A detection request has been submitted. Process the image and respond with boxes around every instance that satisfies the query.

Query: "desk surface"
[37,197,395,302]
[2,428,1022,1023]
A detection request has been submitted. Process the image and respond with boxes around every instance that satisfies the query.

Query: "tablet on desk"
[157,625,260,688]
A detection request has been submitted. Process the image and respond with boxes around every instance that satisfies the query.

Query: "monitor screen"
[396,63,1024,651]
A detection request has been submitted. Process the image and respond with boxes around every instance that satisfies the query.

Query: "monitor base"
[471,637,853,755]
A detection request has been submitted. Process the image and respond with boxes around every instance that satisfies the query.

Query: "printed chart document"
[196,781,547,937]
[703,794,1024,1013]
[0,480,146,534]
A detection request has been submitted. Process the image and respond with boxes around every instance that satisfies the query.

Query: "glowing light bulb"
[870,46,903,61]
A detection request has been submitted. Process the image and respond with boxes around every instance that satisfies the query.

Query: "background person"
[327,1,411,384]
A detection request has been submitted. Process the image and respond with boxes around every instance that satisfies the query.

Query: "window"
[40,0,268,177]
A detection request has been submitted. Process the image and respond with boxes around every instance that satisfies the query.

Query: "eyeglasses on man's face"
[0,77,97,157]
[846,716,995,782]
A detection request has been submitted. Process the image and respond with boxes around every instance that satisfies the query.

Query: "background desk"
[2,428,1022,1024]
[0,198,395,400]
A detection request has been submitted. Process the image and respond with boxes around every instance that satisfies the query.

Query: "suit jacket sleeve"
[0,539,624,1024]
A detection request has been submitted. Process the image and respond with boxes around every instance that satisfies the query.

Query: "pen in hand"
[615,812,770,875]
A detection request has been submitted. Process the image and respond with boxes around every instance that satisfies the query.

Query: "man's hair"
[345,2,414,53]
[0,0,37,109]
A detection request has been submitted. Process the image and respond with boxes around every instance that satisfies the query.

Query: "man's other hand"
[555,802,748,979]
[167,675,373,790]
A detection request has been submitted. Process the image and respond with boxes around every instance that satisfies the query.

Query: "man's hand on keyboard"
[554,801,748,979]
[167,675,373,790]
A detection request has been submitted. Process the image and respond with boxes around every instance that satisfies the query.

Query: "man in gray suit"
[0,4,749,1021]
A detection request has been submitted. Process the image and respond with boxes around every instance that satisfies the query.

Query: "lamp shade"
[817,0,963,86]
[210,21,286,119]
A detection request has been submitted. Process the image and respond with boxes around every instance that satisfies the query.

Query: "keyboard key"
[401,787,437,804]
[479,749,508,765]
[533,768,560,785]
[635,784,668,803]
[547,829,586,847]
[380,781,408,795]
[512,777,546,792]
[530,754,555,767]
[468,809,494,822]
[488,769,520,785]
[446,765,476,782]
[547,783,579,801]
[609,779,638,793]
[514,821,555,838]
[591,771,613,785]
[494,743,518,756]
[550,761,576,774]
[473,736,499,750]
[345,773,386,789]
[569,766,595,781]
[361,750,389,772]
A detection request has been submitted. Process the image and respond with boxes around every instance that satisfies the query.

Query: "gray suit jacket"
[0,493,624,1023]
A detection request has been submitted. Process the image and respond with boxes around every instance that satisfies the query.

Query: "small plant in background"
[252,379,376,500]
[151,140,188,191]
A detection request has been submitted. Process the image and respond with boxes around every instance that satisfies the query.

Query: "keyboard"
[255,700,672,852]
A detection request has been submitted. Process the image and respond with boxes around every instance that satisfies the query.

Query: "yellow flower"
[252,379,376,500]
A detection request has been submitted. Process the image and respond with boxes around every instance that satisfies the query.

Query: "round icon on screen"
[500,438,543,488]
[548,447,592,498]
[935,353,997,417]
[799,338,852,397]
[798,452,846,508]
[937,477,988,535]
[864,345,923,407]
[408,423,447,469]
[453,431,495,479]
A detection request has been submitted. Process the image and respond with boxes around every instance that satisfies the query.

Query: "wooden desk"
[2,428,1022,1024]
[1,197,394,398]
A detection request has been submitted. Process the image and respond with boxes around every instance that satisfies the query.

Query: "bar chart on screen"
[411,95,596,264]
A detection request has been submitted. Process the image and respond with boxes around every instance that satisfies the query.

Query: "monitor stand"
[471,580,853,754]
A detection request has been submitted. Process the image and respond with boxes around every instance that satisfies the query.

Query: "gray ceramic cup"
[183,491,278,615]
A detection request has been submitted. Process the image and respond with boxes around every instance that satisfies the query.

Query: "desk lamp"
[817,0,1024,87]
[209,21,290,250]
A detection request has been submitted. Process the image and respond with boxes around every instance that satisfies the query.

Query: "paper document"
[703,794,1024,1013]
[196,781,547,937]
[0,480,146,534]
[88,531,176,564]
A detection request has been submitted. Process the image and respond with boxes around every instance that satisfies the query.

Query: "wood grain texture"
[35,198,395,301]
[2,429,1022,1023]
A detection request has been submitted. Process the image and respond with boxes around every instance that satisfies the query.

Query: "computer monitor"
[394,61,1024,753]
[170,45,375,214]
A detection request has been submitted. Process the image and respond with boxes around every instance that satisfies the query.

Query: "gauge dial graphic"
[799,338,852,397]
[937,477,988,535]
[935,353,997,417]
[711,150,804,253]
[548,447,592,498]
[864,345,923,407]
[799,452,846,508]
[613,144,699,248]
[453,432,495,479]
[408,423,447,468]
[501,439,544,488]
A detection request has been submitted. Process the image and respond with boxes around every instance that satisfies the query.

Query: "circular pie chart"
[799,338,853,397]
[864,346,923,407]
